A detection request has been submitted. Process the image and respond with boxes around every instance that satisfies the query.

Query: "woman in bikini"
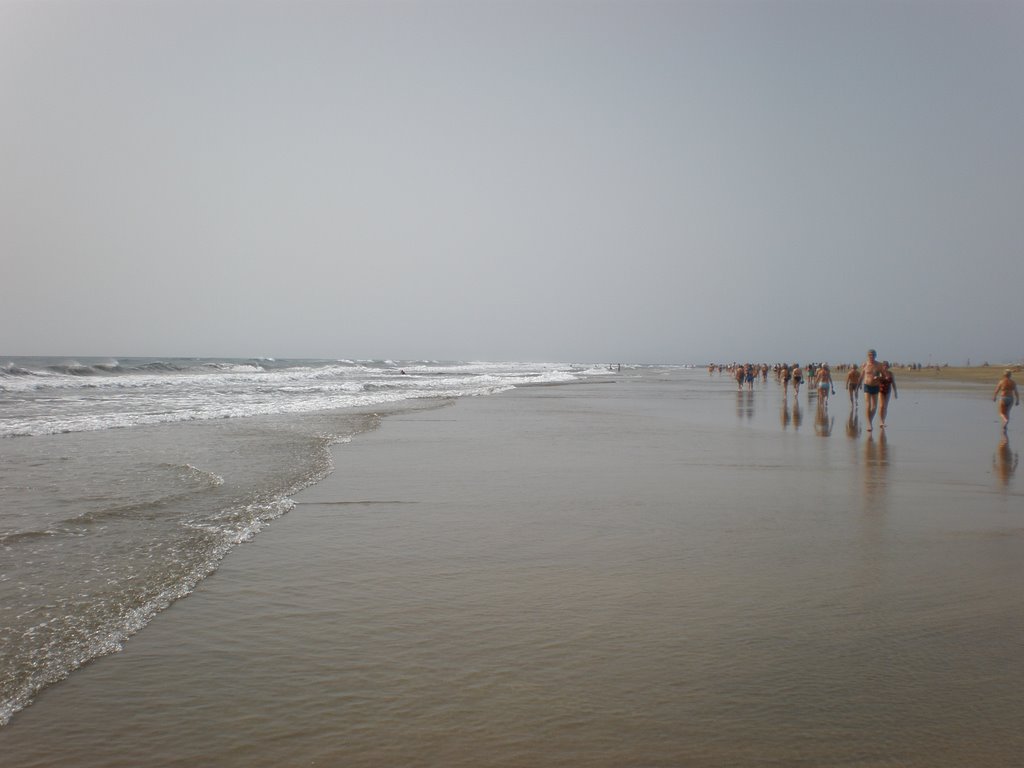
[993,369,1020,431]
[814,364,834,406]
[877,361,897,428]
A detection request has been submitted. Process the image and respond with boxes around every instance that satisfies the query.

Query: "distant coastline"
[896,364,1020,390]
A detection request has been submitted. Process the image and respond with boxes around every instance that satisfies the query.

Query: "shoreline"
[1,370,1020,767]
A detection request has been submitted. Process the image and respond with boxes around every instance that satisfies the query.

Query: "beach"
[1,367,1021,767]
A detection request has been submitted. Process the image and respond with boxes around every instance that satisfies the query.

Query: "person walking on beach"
[878,361,897,428]
[791,364,803,396]
[781,364,791,396]
[845,364,862,407]
[862,349,882,432]
[993,369,1020,431]
[814,364,834,406]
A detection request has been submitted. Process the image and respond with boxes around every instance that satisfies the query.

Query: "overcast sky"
[2,0,1022,364]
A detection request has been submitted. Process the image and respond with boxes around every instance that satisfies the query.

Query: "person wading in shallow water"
[877,361,898,428]
[993,369,1020,432]
[862,349,882,432]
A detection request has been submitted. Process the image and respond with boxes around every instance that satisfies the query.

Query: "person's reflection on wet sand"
[780,400,791,430]
[814,401,834,436]
[736,389,754,420]
[791,398,802,432]
[846,409,861,439]
[862,431,889,511]
[994,434,1018,485]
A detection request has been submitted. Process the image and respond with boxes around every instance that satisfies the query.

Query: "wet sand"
[2,369,1022,767]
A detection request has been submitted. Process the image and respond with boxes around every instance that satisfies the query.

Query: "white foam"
[0,359,595,437]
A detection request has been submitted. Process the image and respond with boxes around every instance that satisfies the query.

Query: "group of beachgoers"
[711,350,1020,434]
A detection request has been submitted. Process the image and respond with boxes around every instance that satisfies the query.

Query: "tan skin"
[845,365,862,407]
[862,350,882,431]
[814,366,834,406]
[878,361,897,428]
[993,372,1020,430]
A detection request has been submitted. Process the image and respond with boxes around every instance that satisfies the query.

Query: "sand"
[1,369,1021,767]
[896,364,1019,389]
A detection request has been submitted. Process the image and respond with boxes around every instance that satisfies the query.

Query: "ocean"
[0,357,605,725]
[2,363,1022,767]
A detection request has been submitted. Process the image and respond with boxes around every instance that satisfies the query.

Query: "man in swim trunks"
[862,349,882,432]
[791,364,803,396]
[993,369,1020,431]
[845,364,862,408]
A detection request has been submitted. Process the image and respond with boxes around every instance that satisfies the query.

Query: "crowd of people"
[710,350,1020,434]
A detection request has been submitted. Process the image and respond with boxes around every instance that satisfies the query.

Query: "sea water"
[1,365,1022,766]
[0,357,604,724]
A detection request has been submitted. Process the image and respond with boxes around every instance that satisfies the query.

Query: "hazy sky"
[2,0,1022,364]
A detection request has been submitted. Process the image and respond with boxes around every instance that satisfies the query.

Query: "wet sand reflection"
[814,401,833,436]
[846,409,861,439]
[736,390,754,420]
[862,431,890,511]
[994,435,1018,486]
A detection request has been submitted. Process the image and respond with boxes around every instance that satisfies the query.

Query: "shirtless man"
[878,361,898,428]
[862,349,882,432]
[845,364,862,408]
[791,364,803,396]
[993,369,1020,431]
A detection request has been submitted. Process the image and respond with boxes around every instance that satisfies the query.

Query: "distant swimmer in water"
[993,369,1020,431]
[862,349,882,432]
[845,364,862,408]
